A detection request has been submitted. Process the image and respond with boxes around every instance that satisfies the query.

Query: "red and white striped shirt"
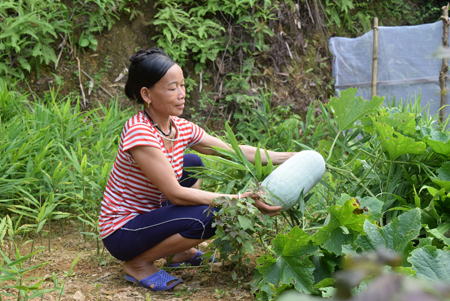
[99,111,205,238]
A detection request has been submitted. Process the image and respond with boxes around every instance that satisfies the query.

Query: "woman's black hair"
[125,48,177,104]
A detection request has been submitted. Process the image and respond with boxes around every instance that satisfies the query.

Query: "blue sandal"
[165,250,218,268]
[125,270,183,291]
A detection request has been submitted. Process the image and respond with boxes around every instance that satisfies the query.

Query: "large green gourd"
[261,150,325,211]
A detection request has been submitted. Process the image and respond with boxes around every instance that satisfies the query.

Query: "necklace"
[142,110,178,142]
[143,109,172,137]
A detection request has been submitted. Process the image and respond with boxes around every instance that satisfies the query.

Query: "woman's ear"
[140,87,151,103]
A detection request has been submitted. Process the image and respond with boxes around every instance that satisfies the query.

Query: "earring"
[145,101,150,108]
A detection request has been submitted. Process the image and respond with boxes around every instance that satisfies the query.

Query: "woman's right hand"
[240,192,282,217]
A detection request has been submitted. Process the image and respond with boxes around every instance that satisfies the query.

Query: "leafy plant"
[324,0,372,35]
[0,82,133,298]
[0,0,70,79]
[151,1,225,73]
[78,32,98,51]
[276,248,450,301]
[196,87,450,300]
[119,0,148,20]
[0,247,59,300]
[74,0,120,50]
[0,0,147,81]
[151,0,277,76]
[212,194,277,267]
[234,88,302,151]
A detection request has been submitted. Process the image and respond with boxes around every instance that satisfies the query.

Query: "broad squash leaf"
[425,129,450,156]
[312,253,339,284]
[431,162,450,190]
[376,109,416,135]
[313,199,369,255]
[253,227,318,296]
[359,196,383,222]
[423,224,450,246]
[327,88,384,131]
[355,208,421,255]
[408,246,450,282]
[338,194,383,221]
[372,120,426,160]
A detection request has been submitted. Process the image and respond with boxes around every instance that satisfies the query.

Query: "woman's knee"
[180,154,205,188]
[183,153,204,168]
[179,205,218,240]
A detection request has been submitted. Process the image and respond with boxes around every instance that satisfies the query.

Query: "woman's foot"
[124,262,182,290]
[124,270,183,291]
[167,247,199,264]
[123,261,160,282]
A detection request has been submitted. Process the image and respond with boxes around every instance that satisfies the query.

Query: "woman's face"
[143,64,185,117]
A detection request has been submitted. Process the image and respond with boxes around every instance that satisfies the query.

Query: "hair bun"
[129,48,169,63]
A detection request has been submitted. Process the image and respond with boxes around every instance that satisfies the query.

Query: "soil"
[1,221,255,301]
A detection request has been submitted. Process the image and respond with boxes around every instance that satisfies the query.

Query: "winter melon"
[261,150,325,211]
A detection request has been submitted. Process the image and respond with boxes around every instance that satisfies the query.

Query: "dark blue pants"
[102,154,217,261]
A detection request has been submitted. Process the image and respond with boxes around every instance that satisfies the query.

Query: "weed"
[174,284,197,298]
[214,288,230,298]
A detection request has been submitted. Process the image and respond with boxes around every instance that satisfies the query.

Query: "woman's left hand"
[270,151,296,165]
[241,192,282,216]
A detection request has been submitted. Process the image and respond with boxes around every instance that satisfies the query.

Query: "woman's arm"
[130,145,222,206]
[129,145,281,215]
[190,133,296,165]
[239,145,295,165]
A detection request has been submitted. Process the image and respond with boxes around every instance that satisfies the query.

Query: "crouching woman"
[99,48,294,291]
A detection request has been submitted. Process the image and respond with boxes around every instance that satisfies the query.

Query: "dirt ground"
[0,221,256,301]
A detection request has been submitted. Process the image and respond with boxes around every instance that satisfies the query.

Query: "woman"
[99,48,295,291]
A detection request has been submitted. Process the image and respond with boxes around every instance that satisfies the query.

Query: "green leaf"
[312,253,339,284]
[425,129,450,156]
[253,227,318,295]
[423,224,450,246]
[255,144,262,181]
[408,246,450,282]
[355,208,421,255]
[327,88,384,131]
[79,38,89,48]
[377,110,416,135]
[437,163,450,181]
[237,215,253,231]
[40,43,57,64]
[431,162,450,190]
[394,266,417,276]
[224,122,256,178]
[314,278,335,289]
[359,196,383,221]
[17,57,31,72]
[313,199,369,255]
[372,120,426,160]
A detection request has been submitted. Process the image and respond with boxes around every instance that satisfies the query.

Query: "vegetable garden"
[200,88,450,299]
[1,83,449,300]
[1,0,450,299]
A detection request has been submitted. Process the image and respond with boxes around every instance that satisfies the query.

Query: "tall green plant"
[0,83,133,247]
[0,247,59,300]
[234,88,303,151]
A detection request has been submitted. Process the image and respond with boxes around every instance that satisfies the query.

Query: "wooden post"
[440,4,449,123]
[371,17,379,98]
